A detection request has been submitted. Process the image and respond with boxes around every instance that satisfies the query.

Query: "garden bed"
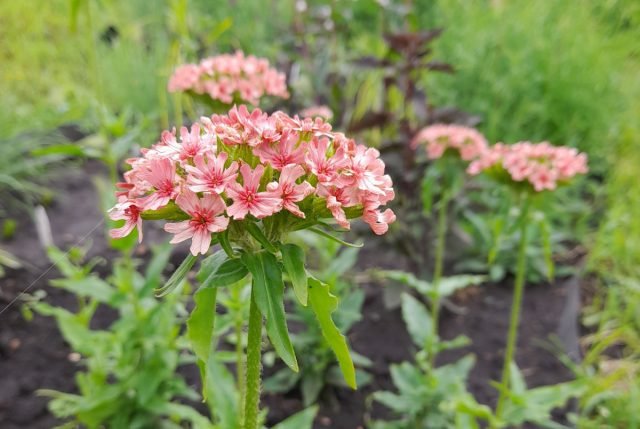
[0,165,580,429]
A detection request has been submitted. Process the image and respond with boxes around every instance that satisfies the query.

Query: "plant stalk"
[235,306,246,418]
[242,289,263,429]
[494,201,530,426]
[427,197,448,368]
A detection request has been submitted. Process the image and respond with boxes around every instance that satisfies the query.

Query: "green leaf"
[186,287,218,400]
[218,229,236,257]
[382,270,432,294]
[308,276,356,389]
[204,356,238,429]
[401,293,432,347]
[308,227,363,248]
[245,222,277,253]
[437,275,486,298]
[197,250,248,288]
[155,253,197,297]
[272,406,318,429]
[241,251,298,372]
[50,277,115,304]
[280,243,308,306]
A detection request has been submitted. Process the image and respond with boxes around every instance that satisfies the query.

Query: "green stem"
[235,304,246,419]
[427,197,448,368]
[494,200,530,426]
[242,289,263,429]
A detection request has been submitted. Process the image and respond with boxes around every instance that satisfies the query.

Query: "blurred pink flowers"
[412,124,488,161]
[168,51,289,105]
[467,141,588,192]
[109,106,396,255]
[299,105,333,120]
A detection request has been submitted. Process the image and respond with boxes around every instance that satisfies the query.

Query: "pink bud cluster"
[411,124,488,161]
[109,106,395,255]
[167,51,289,106]
[467,141,588,192]
[299,105,333,120]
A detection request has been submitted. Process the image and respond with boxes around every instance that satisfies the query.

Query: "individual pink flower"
[139,158,181,210]
[316,185,353,229]
[363,207,397,235]
[254,131,306,170]
[266,165,314,218]
[185,152,239,194]
[164,191,229,255]
[340,145,387,195]
[109,200,143,242]
[305,137,350,184]
[226,164,282,220]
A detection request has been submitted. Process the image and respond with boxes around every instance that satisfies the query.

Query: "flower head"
[467,141,588,192]
[109,106,396,255]
[168,51,289,106]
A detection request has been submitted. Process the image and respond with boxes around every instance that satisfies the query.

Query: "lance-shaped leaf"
[186,287,217,400]
[401,293,432,347]
[280,243,308,306]
[308,276,356,389]
[155,253,197,297]
[241,251,298,371]
[197,249,248,288]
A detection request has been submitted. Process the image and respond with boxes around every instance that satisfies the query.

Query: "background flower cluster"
[168,51,289,105]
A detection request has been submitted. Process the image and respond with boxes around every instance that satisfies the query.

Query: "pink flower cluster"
[109,106,395,255]
[411,124,488,161]
[467,141,588,192]
[167,51,289,105]
[299,105,333,120]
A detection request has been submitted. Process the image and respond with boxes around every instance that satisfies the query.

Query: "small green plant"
[30,244,211,428]
[371,274,491,428]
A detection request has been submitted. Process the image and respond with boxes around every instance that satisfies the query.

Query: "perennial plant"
[108,104,395,428]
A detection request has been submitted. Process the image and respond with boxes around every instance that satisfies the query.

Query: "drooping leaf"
[280,243,308,306]
[401,293,432,347]
[241,251,298,371]
[155,253,197,297]
[197,250,248,288]
[272,406,318,429]
[308,276,356,389]
[186,287,217,400]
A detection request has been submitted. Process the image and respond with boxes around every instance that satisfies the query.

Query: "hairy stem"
[494,201,530,426]
[235,307,246,419]
[242,289,262,429]
[427,197,448,368]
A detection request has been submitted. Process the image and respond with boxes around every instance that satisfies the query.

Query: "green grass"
[420,0,635,164]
